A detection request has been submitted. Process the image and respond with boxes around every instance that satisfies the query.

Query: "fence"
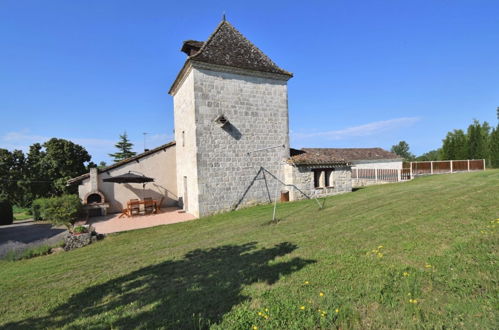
[405,159,485,176]
[352,168,411,184]
[352,159,485,187]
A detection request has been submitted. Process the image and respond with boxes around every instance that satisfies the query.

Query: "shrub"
[33,195,82,229]
[72,225,88,234]
[0,200,13,226]
[31,198,50,221]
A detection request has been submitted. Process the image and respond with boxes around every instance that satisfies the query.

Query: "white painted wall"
[78,146,177,213]
[352,159,403,169]
[172,68,200,216]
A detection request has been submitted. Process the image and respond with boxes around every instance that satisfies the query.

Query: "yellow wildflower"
[425,264,432,268]
[265,308,269,312]
[258,312,262,316]
[403,272,409,277]
[378,245,383,249]
[335,308,339,313]
[253,326,258,330]
[304,281,309,285]
[377,253,383,258]
[319,292,325,297]
[300,306,305,310]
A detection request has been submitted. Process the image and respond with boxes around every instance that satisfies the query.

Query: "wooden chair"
[129,199,140,216]
[143,197,154,214]
[156,197,165,213]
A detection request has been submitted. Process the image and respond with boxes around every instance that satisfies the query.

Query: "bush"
[32,195,82,229]
[0,200,13,226]
[32,198,49,221]
[72,225,88,234]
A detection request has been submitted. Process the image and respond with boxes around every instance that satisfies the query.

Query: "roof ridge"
[190,20,292,77]
[189,20,226,60]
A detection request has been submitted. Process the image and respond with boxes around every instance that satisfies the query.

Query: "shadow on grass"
[4,242,314,329]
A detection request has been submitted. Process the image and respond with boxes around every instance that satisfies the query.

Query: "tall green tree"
[442,129,468,160]
[416,149,442,161]
[109,132,136,163]
[467,120,489,160]
[1,139,92,206]
[390,141,415,160]
[41,138,91,195]
[489,125,499,168]
[0,149,25,205]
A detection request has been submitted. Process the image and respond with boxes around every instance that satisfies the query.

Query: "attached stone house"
[69,20,353,218]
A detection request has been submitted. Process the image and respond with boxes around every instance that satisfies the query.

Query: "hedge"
[0,200,13,226]
[32,195,82,229]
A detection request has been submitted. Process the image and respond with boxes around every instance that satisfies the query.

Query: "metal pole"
[272,173,280,222]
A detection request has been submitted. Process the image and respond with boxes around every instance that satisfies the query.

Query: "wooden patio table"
[119,199,159,218]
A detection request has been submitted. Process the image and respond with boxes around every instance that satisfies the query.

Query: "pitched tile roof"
[289,148,401,166]
[67,141,176,185]
[188,20,292,77]
[288,148,349,166]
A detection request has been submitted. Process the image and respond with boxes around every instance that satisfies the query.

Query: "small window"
[314,170,322,188]
[325,169,334,187]
[182,131,185,147]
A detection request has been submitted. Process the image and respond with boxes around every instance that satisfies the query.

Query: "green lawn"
[0,170,498,329]
[13,206,31,221]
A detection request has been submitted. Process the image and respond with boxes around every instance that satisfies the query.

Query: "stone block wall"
[172,63,291,217]
[285,164,352,201]
[193,67,290,216]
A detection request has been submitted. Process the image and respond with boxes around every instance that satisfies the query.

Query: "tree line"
[391,109,499,167]
[0,132,137,208]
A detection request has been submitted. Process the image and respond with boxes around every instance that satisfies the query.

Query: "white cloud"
[292,117,421,140]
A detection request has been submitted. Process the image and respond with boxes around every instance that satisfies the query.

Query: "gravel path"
[0,222,68,259]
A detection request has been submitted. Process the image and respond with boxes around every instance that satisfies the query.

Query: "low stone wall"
[64,228,103,251]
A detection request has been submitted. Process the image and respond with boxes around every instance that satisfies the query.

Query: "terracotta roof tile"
[289,148,401,165]
[288,148,349,166]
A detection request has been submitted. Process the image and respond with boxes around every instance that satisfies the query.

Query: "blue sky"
[1,0,498,164]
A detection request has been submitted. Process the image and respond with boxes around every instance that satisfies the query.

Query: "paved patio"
[87,207,196,234]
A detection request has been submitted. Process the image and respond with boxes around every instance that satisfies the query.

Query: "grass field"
[0,170,497,329]
[13,206,31,221]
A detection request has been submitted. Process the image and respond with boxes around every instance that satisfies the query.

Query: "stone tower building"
[169,20,293,217]
[69,20,352,219]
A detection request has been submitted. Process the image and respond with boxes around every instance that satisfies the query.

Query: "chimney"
[181,40,204,56]
[89,167,99,193]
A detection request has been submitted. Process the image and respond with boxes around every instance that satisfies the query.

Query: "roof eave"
[67,141,177,185]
